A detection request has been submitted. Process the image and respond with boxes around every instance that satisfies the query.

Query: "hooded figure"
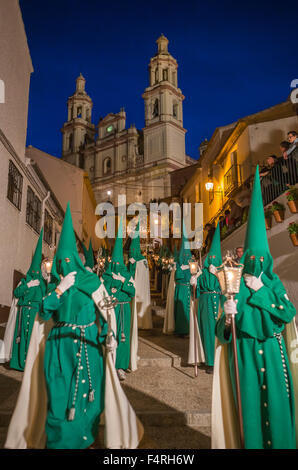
[212,166,298,449]
[196,223,223,373]
[174,226,193,335]
[102,218,136,381]
[0,229,46,371]
[163,245,178,334]
[128,222,152,333]
[5,204,143,449]
[85,239,95,272]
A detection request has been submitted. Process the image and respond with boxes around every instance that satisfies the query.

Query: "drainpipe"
[41,191,51,229]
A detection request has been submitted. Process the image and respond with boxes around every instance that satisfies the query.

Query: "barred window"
[44,210,53,245]
[26,187,41,233]
[7,160,23,210]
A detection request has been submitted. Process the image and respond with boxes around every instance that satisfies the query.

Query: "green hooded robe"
[102,219,135,371]
[10,229,47,371]
[40,203,107,449]
[85,239,95,270]
[174,227,192,335]
[127,222,146,278]
[215,166,296,449]
[196,224,222,366]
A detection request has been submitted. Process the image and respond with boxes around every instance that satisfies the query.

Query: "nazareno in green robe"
[39,203,108,449]
[10,274,46,371]
[102,265,135,371]
[102,218,135,371]
[216,264,296,449]
[10,229,46,371]
[196,224,222,367]
[174,230,192,336]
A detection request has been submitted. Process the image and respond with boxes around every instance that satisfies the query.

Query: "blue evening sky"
[20,0,298,160]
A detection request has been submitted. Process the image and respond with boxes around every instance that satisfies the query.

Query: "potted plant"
[285,186,298,214]
[287,222,298,247]
[264,206,272,230]
[271,201,286,223]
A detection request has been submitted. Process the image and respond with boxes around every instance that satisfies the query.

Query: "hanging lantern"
[205,181,214,191]
[189,259,199,275]
[215,253,243,297]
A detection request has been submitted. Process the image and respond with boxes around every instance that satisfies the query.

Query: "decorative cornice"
[142,84,184,100]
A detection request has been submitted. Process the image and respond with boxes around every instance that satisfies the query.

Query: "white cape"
[5,283,144,449]
[134,260,152,330]
[0,295,18,364]
[163,268,176,334]
[187,298,206,365]
[211,314,298,449]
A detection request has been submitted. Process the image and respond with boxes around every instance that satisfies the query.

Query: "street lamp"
[214,252,245,448]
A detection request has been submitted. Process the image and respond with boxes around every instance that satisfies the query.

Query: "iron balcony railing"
[224,164,242,196]
[261,149,298,206]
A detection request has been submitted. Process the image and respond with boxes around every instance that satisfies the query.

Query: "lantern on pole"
[189,258,199,377]
[43,258,53,286]
[214,251,245,448]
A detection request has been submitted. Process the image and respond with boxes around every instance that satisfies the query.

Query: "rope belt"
[54,321,95,421]
[273,332,290,398]
[117,302,130,343]
[176,282,190,286]
[201,291,221,295]
[15,307,23,344]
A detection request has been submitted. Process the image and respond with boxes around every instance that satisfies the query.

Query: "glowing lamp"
[205,181,214,191]
[215,253,243,298]
[189,260,199,275]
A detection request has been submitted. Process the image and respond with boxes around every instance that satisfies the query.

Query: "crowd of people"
[0,161,297,450]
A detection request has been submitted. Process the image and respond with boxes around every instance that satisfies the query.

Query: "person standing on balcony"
[196,224,222,374]
[284,131,298,160]
[280,139,298,186]
[212,166,298,449]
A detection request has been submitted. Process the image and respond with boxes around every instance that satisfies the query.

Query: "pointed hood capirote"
[129,222,145,262]
[204,223,222,268]
[27,228,44,281]
[85,239,95,269]
[104,217,131,279]
[198,223,222,293]
[51,202,100,322]
[177,223,192,266]
[242,165,272,278]
[233,165,293,340]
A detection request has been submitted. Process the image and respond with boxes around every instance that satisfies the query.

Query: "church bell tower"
[61,74,95,168]
[142,34,186,166]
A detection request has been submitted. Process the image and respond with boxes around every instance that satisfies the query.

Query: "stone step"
[136,409,211,427]
[138,337,181,368]
[140,425,211,449]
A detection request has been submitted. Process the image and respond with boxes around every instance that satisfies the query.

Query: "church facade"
[61,34,195,208]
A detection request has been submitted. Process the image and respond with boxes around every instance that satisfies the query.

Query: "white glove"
[57,271,77,294]
[190,275,197,286]
[112,272,125,283]
[85,266,93,273]
[181,264,190,271]
[224,299,238,315]
[27,279,40,288]
[243,274,263,291]
[209,264,217,275]
[129,258,136,264]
